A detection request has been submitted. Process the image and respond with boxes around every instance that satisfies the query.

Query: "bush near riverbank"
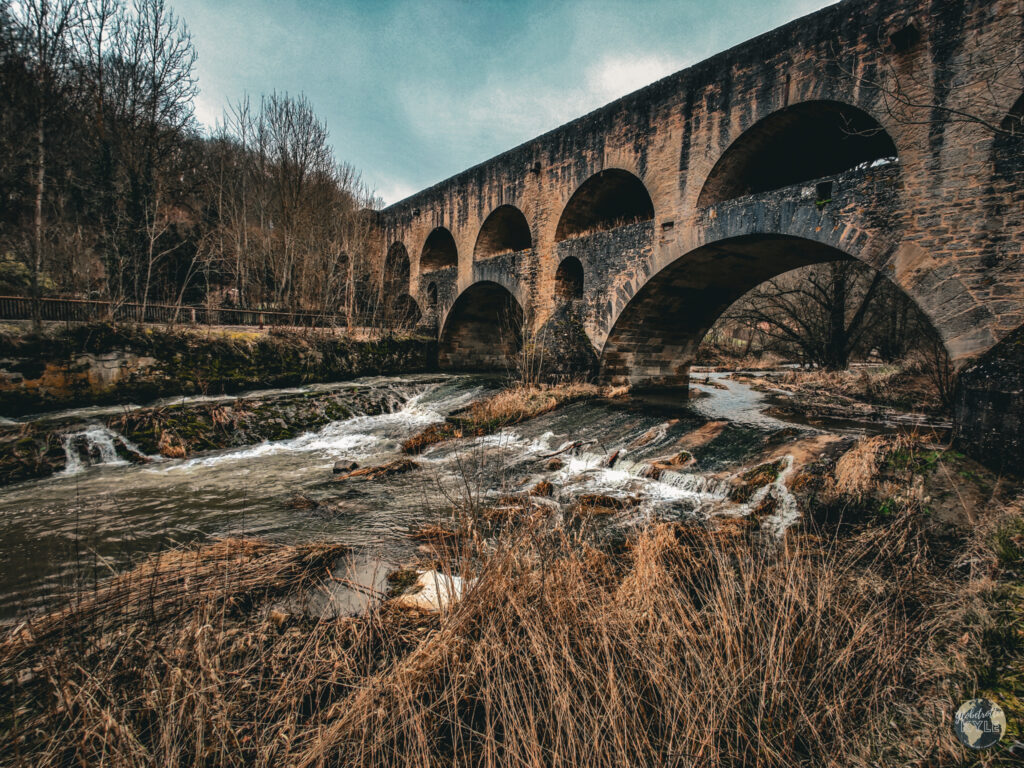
[1,436,1021,767]
[0,322,435,415]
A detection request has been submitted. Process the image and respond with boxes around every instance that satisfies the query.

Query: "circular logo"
[954,698,1006,750]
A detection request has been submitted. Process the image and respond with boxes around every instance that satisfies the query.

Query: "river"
[0,371,870,620]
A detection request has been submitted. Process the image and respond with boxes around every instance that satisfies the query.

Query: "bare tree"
[206,93,382,325]
[9,0,89,329]
[723,261,885,370]
[90,0,196,308]
[829,25,1024,140]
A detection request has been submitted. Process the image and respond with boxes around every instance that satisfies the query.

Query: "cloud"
[376,179,419,207]
[399,51,688,173]
[585,53,687,103]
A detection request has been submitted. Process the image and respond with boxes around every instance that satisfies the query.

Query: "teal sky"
[173,0,835,204]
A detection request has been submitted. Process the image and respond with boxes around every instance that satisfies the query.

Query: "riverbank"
[691,361,951,430]
[0,322,435,415]
[0,378,424,486]
[1,433,1020,766]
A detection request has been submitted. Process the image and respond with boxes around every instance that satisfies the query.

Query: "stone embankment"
[0,376,417,487]
[0,322,435,415]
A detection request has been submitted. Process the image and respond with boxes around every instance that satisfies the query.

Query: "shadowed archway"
[439,281,524,371]
[555,256,584,300]
[474,206,532,260]
[556,169,654,241]
[382,243,419,328]
[421,227,458,271]
[599,234,944,390]
[697,101,898,207]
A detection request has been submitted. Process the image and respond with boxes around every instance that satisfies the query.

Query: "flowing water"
[0,370,875,620]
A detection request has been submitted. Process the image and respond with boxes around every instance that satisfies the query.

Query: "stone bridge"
[377,0,1024,469]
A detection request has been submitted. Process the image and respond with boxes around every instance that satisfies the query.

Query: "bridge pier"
[954,326,1024,476]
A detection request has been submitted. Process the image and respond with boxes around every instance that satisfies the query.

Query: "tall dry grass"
[1,498,1002,767]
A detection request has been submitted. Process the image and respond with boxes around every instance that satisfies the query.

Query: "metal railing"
[0,296,353,328]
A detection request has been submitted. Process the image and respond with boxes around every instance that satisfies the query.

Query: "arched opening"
[555,169,654,241]
[426,282,438,310]
[474,205,532,260]
[383,242,410,294]
[420,227,458,271]
[600,234,945,392]
[697,101,899,208]
[439,281,523,371]
[995,93,1024,179]
[385,294,423,330]
[382,243,418,329]
[1001,93,1024,136]
[697,261,946,371]
[555,257,584,300]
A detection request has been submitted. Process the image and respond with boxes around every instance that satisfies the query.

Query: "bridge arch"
[696,100,899,208]
[382,242,420,327]
[474,205,532,260]
[420,227,458,271]
[384,242,411,292]
[439,281,524,371]
[598,232,954,389]
[555,169,654,241]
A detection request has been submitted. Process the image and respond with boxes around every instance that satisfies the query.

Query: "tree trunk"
[31,112,45,332]
[825,267,849,370]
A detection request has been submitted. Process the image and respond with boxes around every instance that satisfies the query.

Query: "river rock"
[391,570,471,612]
[333,459,359,474]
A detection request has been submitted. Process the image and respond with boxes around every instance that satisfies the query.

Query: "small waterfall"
[743,455,800,537]
[658,470,732,498]
[61,426,153,475]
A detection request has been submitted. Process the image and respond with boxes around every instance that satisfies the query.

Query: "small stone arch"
[420,227,458,271]
[439,281,524,371]
[555,256,584,300]
[1000,92,1024,136]
[697,100,899,208]
[474,205,532,260]
[555,169,654,241]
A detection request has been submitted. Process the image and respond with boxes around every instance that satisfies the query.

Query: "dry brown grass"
[831,435,896,501]
[775,364,945,413]
[2,492,1013,767]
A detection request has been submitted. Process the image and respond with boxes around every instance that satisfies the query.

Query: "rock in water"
[333,459,359,474]
[391,570,471,612]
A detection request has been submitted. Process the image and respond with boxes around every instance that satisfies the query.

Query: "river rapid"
[0,371,865,621]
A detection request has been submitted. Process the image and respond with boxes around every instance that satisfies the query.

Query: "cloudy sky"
[173,0,835,205]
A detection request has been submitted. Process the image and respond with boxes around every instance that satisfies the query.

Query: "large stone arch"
[597,231,963,390]
[683,94,908,212]
[438,281,524,371]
